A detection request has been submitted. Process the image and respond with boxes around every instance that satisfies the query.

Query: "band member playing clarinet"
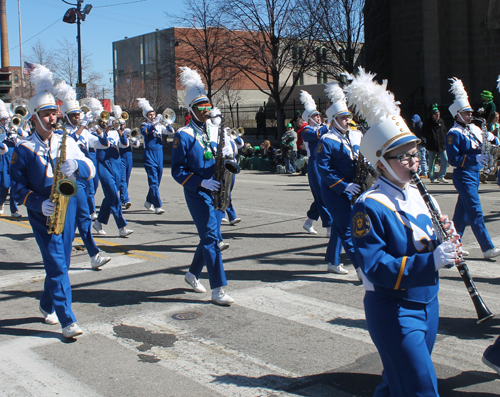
[446,77,500,259]
[171,66,233,306]
[347,68,459,396]
[10,64,96,339]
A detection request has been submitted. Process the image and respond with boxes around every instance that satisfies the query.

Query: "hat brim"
[38,104,58,111]
[335,111,351,117]
[384,135,421,154]
[191,96,210,106]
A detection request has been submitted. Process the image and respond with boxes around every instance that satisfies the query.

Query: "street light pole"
[76,0,82,85]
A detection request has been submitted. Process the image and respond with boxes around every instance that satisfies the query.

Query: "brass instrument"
[350,152,377,205]
[130,128,139,138]
[159,108,176,125]
[121,111,129,121]
[100,110,110,122]
[9,98,30,120]
[227,127,244,138]
[473,117,498,175]
[47,127,79,235]
[9,114,23,132]
[79,98,92,114]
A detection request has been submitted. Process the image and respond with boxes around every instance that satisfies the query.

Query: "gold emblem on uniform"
[352,211,371,238]
[173,136,180,149]
[11,152,17,165]
[317,142,323,153]
[447,135,453,145]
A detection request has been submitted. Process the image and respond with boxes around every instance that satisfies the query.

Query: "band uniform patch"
[317,142,324,153]
[173,136,180,149]
[10,152,17,165]
[447,135,453,145]
[352,211,371,238]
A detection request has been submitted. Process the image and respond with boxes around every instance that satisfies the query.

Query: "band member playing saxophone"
[171,66,234,306]
[10,64,95,339]
[348,68,459,397]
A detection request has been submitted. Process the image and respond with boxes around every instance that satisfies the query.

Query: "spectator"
[255,107,266,139]
[281,123,297,173]
[261,139,274,159]
[291,110,304,131]
[478,90,496,120]
[184,111,191,126]
[422,105,449,183]
[411,114,429,177]
[487,111,500,136]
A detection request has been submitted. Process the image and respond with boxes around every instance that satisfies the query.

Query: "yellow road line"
[92,237,168,259]
[0,217,31,229]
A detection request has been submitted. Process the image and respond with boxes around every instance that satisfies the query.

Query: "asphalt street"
[1,166,500,396]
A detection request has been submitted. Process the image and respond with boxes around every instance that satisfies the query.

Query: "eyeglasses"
[386,151,421,165]
[196,104,213,111]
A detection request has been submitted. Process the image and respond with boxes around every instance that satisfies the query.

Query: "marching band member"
[300,91,333,236]
[92,108,133,237]
[54,83,111,269]
[316,84,361,275]
[171,66,234,306]
[446,78,500,259]
[114,105,139,210]
[10,64,96,338]
[221,126,243,226]
[0,100,22,217]
[348,68,458,396]
[137,97,174,215]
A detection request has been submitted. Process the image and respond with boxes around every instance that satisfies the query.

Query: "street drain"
[171,311,201,321]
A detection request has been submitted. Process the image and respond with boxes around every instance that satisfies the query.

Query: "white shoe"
[39,306,59,325]
[461,250,470,257]
[218,241,230,251]
[62,323,83,339]
[144,201,154,212]
[356,267,363,282]
[184,271,207,293]
[11,212,22,218]
[303,221,317,235]
[90,212,98,221]
[211,287,234,306]
[326,227,331,238]
[437,177,450,184]
[90,253,111,269]
[221,218,229,223]
[119,227,134,237]
[327,263,349,274]
[0,204,4,215]
[93,221,106,235]
[484,247,500,260]
[229,218,241,225]
[124,202,131,210]
[155,207,165,214]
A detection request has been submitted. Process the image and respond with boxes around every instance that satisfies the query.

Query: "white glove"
[440,215,457,239]
[80,113,90,127]
[201,178,221,191]
[222,145,233,157]
[61,159,78,177]
[487,132,496,142]
[476,154,489,166]
[153,114,162,125]
[123,128,131,137]
[433,240,457,270]
[42,199,55,216]
[345,183,361,195]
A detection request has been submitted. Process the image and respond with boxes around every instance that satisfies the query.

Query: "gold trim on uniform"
[352,211,371,238]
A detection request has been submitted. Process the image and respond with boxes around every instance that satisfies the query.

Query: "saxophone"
[47,127,79,235]
[473,117,495,174]
[350,152,377,205]
[211,114,241,212]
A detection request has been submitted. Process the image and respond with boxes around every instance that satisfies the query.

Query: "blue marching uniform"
[446,121,499,252]
[316,127,361,269]
[171,120,227,289]
[68,125,109,257]
[141,121,173,208]
[223,136,243,223]
[0,125,24,214]
[352,177,441,396]
[10,131,95,328]
[87,143,99,215]
[96,129,129,229]
[119,129,140,206]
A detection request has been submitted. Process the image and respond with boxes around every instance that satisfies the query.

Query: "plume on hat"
[208,106,222,128]
[179,66,204,90]
[449,77,468,101]
[53,81,76,102]
[136,98,151,112]
[0,99,9,119]
[86,97,103,118]
[324,83,346,106]
[113,104,123,118]
[345,67,400,127]
[30,64,54,94]
[300,90,317,112]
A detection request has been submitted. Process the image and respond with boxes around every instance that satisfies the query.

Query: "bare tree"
[169,0,239,101]
[213,75,244,127]
[145,71,169,111]
[223,0,319,138]
[25,39,56,71]
[303,0,364,81]
[114,64,145,109]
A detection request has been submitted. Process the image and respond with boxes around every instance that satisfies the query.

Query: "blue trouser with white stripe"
[365,292,439,397]
[306,158,332,227]
[88,150,99,214]
[120,151,133,205]
[30,199,78,328]
[97,158,127,229]
[185,188,227,290]
[144,148,163,208]
[0,151,19,214]
[75,178,99,258]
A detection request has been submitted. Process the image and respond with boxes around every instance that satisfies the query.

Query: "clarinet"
[411,172,494,323]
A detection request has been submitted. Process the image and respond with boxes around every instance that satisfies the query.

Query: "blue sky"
[5,0,183,92]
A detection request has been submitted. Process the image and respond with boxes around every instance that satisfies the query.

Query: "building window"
[13,74,18,83]
[114,50,117,69]
[322,71,328,84]
[140,43,143,65]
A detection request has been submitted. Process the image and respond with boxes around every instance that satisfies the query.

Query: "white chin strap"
[188,106,204,123]
[379,157,405,184]
[333,118,348,133]
[35,113,52,134]
[309,117,319,126]
[457,113,467,124]
[66,115,74,127]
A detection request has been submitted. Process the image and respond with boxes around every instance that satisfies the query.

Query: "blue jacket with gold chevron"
[351,176,440,304]
[10,131,95,213]
[171,120,217,193]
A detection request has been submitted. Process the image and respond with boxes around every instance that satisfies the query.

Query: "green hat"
[286,123,293,128]
[481,90,493,99]
[431,103,439,114]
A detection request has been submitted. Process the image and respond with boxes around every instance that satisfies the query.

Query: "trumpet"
[79,98,92,114]
[121,111,129,121]
[10,114,23,129]
[100,110,110,122]
[227,127,245,138]
[130,128,139,138]
[159,108,176,125]
[9,98,30,120]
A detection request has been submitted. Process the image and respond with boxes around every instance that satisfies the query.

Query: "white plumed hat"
[324,83,350,121]
[345,67,419,167]
[54,81,81,117]
[300,90,319,121]
[448,77,473,117]
[113,104,122,118]
[179,66,209,109]
[85,97,104,119]
[137,97,154,118]
[0,99,9,119]
[27,64,58,114]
